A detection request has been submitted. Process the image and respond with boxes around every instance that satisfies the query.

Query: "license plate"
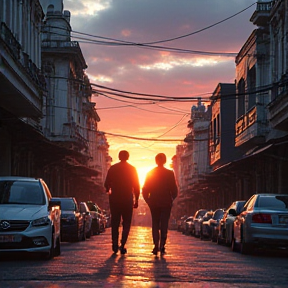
[279,215,288,225]
[0,235,22,243]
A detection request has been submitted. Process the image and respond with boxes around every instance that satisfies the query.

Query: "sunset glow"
[63,0,256,173]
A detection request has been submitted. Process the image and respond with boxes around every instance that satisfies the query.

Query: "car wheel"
[191,228,195,236]
[81,225,86,241]
[216,234,222,245]
[231,237,239,252]
[226,230,232,246]
[200,230,203,240]
[43,233,55,260]
[86,228,92,238]
[55,236,61,256]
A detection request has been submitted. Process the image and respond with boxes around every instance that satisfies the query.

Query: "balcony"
[0,22,42,118]
[235,105,266,147]
[250,1,273,26]
[267,80,288,131]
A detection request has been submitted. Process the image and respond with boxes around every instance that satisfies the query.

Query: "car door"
[234,195,256,243]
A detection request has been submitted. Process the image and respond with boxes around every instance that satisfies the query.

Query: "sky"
[61,0,257,185]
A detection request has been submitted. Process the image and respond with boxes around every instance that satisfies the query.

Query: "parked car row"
[177,193,288,255]
[86,201,108,235]
[0,176,108,260]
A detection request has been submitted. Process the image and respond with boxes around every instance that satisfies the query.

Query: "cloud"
[61,0,256,165]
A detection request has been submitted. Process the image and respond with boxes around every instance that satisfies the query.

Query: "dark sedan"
[53,197,85,242]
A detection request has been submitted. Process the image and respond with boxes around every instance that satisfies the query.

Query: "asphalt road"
[1,226,288,287]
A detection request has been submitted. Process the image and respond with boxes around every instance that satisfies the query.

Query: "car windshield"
[87,202,98,212]
[0,180,45,205]
[257,195,288,209]
[197,210,207,218]
[213,210,224,219]
[58,199,76,211]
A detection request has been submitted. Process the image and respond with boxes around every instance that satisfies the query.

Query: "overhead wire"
[142,3,256,45]
[44,2,257,57]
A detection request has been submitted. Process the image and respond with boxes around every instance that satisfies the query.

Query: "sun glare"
[137,166,154,187]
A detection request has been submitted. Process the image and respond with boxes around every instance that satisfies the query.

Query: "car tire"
[216,234,222,245]
[86,228,92,238]
[55,237,61,256]
[43,233,55,260]
[82,228,86,241]
[231,236,239,252]
[200,230,203,240]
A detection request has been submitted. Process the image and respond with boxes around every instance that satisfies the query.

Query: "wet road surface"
[1,226,288,287]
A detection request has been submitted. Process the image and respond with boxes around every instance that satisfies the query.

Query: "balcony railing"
[42,40,80,49]
[1,22,21,60]
[235,106,257,136]
[256,1,273,12]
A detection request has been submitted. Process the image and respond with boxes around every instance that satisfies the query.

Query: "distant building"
[174,100,211,216]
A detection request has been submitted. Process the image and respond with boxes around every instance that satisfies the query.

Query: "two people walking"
[104,150,178,256]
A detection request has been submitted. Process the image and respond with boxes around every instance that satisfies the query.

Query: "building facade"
[174,0,288,217]
[0,0,111,206]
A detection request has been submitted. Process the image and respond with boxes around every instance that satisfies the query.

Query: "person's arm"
[104,168,112,193]
[142,171,151,203]
[133,167,140,208]
[169,170,178,200]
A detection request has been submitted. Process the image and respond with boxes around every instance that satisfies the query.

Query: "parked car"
[86,201,101,235]
[53,197,85,242]
[206,208,225,242]
[168,218,178,230]
[80,202,93,239]
[0,176,61,259]
[200,211,213,240]
[193,209,208,237]
[183,216,194,235]
[217,200,246,245]
[180,215,189,233]
[98,206,107,233]
[177,215,188,232]
[232,193,288,254]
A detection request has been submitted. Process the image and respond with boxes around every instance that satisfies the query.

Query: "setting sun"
[136,166,154,188]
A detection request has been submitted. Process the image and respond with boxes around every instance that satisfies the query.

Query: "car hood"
[0,205,47,220]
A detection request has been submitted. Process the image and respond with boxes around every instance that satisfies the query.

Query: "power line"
[46,29,237,56]
[101,131,183,142]
[142,3,256,45]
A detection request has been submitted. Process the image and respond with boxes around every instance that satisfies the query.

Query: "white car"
[0,177,61,259]
[232,193,288,254]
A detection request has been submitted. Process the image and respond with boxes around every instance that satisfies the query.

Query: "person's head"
[155,153,166,166]
[118,150,129,161]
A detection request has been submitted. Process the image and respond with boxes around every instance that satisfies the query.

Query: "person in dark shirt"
[104,150,140,254]
[142,153,178,256]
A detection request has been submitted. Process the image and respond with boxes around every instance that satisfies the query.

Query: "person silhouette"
[104,150,140,254]
[142,153,178,255]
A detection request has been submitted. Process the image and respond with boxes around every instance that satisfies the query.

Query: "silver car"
[0,177,61,259]
[232,193,288,254]
[217,200,246,245]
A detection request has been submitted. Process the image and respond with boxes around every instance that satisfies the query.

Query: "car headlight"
[32,216,51,226]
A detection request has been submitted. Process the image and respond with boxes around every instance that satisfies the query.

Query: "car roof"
[255,193,288,196]
[52,197,74,200]
[0,176,41,182]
